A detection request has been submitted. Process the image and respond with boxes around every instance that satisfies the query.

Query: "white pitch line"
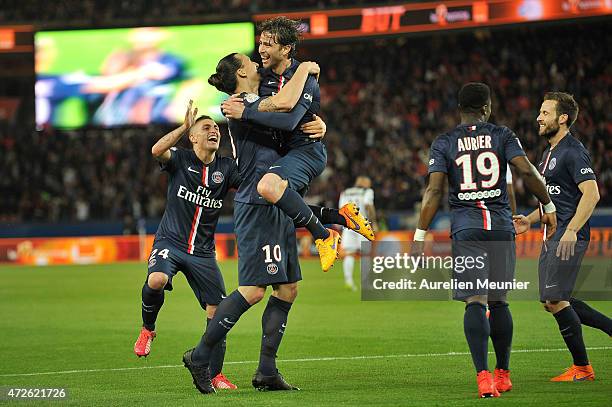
[1,346,610,378]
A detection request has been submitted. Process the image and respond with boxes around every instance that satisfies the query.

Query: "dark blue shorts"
[147,239,226,308]
[451,229,516,301]
[234,201,302,286]
[268,142,327,194]
[538,238,588,302]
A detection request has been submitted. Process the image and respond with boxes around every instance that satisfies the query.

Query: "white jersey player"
[339,176,377,290]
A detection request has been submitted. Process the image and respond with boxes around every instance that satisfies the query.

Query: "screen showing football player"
[413,83,555,398]
[133,100,240,390]
[512,92,611,382]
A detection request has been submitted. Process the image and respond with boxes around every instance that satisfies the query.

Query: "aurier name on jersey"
[156,147,241,256]
[538,133,596,241]
[258,59,321,150]
[428,122,526,235]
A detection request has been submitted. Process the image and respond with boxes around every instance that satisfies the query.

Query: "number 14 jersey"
[428,122,526,235]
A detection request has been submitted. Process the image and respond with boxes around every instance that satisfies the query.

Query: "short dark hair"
[258,16,302,58]
[188,115,214,137]
[194,115,213,125]
[208,53,241,95]
[543,91,579,127]
[458,82,491,113]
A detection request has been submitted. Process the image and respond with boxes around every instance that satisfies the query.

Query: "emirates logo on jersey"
[212,171,224,184]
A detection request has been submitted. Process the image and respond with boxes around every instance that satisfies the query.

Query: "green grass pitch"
[1,259,610,406]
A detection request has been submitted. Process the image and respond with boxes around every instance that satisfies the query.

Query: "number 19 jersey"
[428,122,526,235]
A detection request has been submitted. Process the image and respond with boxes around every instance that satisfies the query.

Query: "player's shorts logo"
[148,258,157,268]
[267,263,279,275]
[212,171,224,184]
[549,158,557,170]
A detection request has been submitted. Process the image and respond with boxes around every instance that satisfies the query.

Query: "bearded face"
[537,100,562,139]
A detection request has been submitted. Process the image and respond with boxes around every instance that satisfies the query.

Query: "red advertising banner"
[0,228,610,266]
[254,0,612,40]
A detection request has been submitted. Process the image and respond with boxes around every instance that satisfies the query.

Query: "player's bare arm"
[411,171,445,253]
[221,62,319,117]
[507,182,517,215]
[151,100,197,162]
[510,155,557,238]
[556,179,600,260]
[258,62,320,112]
[417,172,446,231]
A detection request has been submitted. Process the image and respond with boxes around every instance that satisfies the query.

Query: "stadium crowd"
[0,0,409,26]
[0,22,610,224]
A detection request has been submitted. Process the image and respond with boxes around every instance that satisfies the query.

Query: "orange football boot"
[134,327,156,357]
[494,368,512,392]
[477,370,500,398]
[550,364,595,382]
[339,202,375,241]
[212,373,238,389]
[315,229,341,272]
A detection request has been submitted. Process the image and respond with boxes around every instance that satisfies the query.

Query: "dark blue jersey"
[537,133,596,241]
[258,59,321,150]
[428,122,526,235]
[228,93,282,205]
[156,148,241,256]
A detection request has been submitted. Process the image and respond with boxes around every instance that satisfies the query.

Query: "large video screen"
[35,23,254,128]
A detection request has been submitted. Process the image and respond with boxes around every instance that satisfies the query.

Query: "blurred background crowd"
[0,3,609,230]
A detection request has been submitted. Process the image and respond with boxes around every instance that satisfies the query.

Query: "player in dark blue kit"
[133,101,240,390]
[414,83,556,398]
[513,92,611,382]
[221,17,374,272]
[181,48,372,394]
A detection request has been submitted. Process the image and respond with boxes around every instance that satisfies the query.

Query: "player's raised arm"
[151,100,197,162]
[258,62,320,112]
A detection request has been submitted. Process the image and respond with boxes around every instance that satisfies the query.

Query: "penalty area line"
[1,346,610,378]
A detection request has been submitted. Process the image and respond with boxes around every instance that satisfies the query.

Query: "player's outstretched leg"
[488,301,513,392]
[464,301,499,398]
[258,174,340,271]
[547,302,595,382]
[253,288,300,391]
[185,289,256,393]
[134,273,167,357]
[569,298,612,337]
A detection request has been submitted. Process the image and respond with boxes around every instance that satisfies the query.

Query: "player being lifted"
[182,52,371,393]
[339,176,377,291]
[222,17,374,272]
[513,92,611,382]
[134,101,241,389]
[414,83,556,398]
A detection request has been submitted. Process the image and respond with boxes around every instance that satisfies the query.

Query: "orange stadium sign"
[0,229,610,266]
[254,0,612,40]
